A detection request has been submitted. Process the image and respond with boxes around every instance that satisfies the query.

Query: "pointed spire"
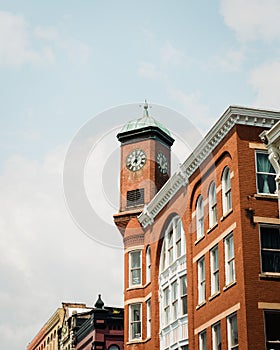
[94,294,104,309]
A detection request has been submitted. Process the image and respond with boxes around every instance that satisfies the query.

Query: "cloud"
[249,59,280,109]
[161,41,185,67]
[215,48,245,72]
[0,146,123,350]
[0,11,55,66]
[138,61,162,79]
[0,11,92,67]
[220,0,280,42]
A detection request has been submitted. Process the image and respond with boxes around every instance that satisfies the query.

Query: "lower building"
[27,296,124,350]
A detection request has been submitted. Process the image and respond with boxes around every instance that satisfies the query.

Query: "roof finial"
[143,99,149,117]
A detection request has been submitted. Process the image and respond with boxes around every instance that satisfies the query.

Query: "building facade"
[114,105,280,350]
[27,297,124,350]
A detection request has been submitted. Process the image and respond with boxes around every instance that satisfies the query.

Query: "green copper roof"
[120,102,171,136]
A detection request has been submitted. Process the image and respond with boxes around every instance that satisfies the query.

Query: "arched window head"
[222,167,232,215]
[208,182,217,228]
[146,246,151,284]
[196,195,204,240]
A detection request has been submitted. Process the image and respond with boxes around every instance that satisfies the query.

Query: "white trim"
[194,303,240,335]
[258,302,280,310]
[138,106,280,228]
[193,222,236,263]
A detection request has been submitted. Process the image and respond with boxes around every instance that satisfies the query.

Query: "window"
[171,281,178,321]
[196,195,204,240]
[212,322,221,350]
[227,313,238,349]
[209,182,217,228]
[225,233,235,285]
[210,245,219,295]
[260,226,280,273]
[198,256,206,304]
[264,310,280,350]
[127,188,145,207]
[159,216,187,345]
[168,229,174,264]
[199,330,207,350]
[146,299,151,339]
[180,275,188,315]
[129,303,142,340]
[176,220,182,257]
[256,151,276,195]
[163,287,170,326]
[146,246,151,283]
[222,167,232,214]
[129,250,142,286]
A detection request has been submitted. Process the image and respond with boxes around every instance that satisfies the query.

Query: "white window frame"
[209,182,217,228]
[225,233,235,286]
[180,275,187,315]
[260,225,280,274]
[171,280,178,321]
[196,195,204,240]
[129,250,142,287]
[146,299,151,339]
[227,313,238,350]
[210,245,219,295]
[255,151,276,195]
[163,286,170,326]
[129,303,142,340]
[198,256,206,304]
[222,166,232,215]
[212,322,221,350]
[146,246,151,284]
[199,330,207,350]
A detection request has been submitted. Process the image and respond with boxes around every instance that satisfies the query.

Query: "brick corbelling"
[123,234,144,248]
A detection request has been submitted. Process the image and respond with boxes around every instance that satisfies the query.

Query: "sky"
[1,0,280,349]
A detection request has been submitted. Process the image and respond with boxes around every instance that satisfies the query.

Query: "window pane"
[261,226,280,273]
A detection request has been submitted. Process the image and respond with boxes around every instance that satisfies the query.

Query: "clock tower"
[113,102,174,235]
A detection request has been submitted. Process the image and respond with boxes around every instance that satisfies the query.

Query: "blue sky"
[1,1,280,349]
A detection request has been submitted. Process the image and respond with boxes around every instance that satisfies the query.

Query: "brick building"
[114,104,280,350]
[27,297,124,350]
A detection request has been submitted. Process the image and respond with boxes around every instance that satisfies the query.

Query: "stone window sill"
[209,291,220,301]
[254,193,278,200]
[220,208,233,221]
[223,281,236,291]
[207,223,218,234]
[196,301,206,310]
[194,235,205,245]
[259,272,280,280]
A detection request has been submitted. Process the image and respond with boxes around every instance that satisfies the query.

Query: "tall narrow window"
[199,330,207,350]
[175,220,182,257]
[212,322,221,350]
[210,245,219,295]
[129,250,142,286]
[198,256,206,304]
[180,275,188,315]
[168,230,174,264]
[146,246,151,284]
[171,281,178,321]
[209,182,217,228]
[225,233,235,285]
[129,303,142,340]
[146,299,151,339]
[260,226,280,273]
[256,151,276,194]
[222,166,232,215]
[227,313,238,349]
[196,195,204,240]
[163,287,170,326]
[264,310,280,349]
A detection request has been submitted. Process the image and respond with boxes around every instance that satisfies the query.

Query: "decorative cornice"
[138,106,280,228]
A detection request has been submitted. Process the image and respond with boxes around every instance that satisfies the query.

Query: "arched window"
[222,167,232,215]
[159,216,187,349]
[196,195,204,240]
[146,246,151,284]
[208,182,217,228]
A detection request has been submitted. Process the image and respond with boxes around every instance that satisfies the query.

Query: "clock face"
[126,149,146,172]
[157,152,168,174]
